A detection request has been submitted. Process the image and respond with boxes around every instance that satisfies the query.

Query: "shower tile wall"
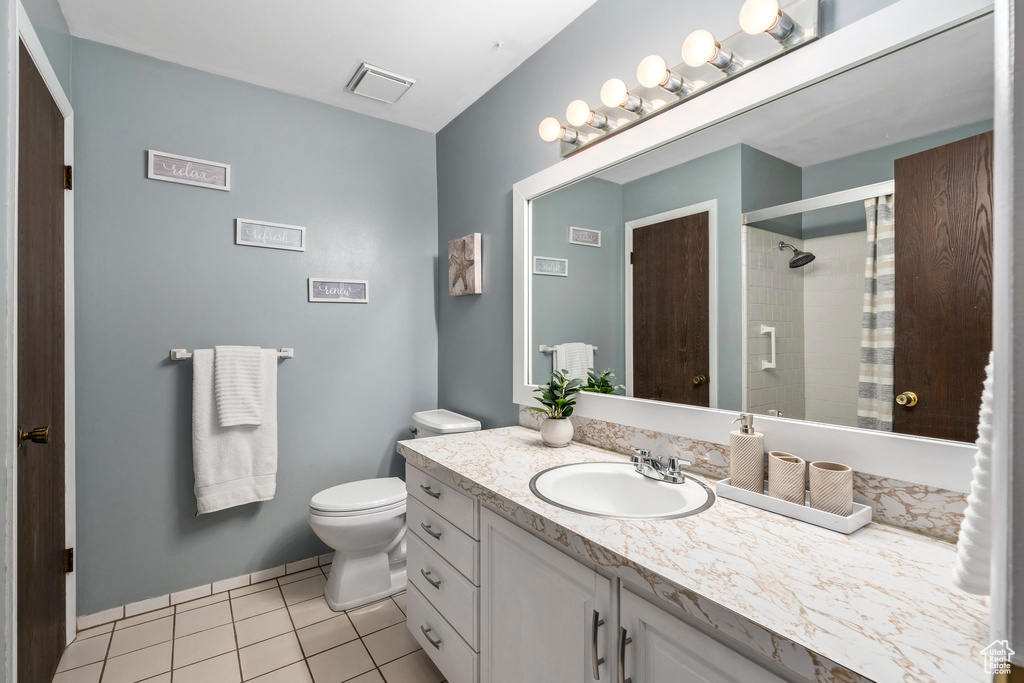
[746,227,806,419]
[802,232,866,427]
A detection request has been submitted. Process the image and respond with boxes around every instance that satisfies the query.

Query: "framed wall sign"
[236,218,306,252]
[533,256,568,277]
[308,278,369,303]
[148,150,231,191]
[448,232,483,295]
[569,226,601,247]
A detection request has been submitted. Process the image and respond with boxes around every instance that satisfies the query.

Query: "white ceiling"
[58,0,598,133]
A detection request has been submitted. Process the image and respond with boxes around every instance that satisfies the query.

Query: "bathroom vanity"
[398,427,989,683]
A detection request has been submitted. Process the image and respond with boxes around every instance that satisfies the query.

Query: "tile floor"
[53,566,446,683]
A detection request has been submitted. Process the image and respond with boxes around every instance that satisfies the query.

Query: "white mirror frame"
[513,0,993,494]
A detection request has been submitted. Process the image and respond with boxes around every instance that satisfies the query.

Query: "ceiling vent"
[346,63,416,104]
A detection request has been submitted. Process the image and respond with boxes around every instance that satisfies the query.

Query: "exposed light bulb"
[739,0,800,44]
[566,100,592,127]
[637,54,693,95]
[682,29,743,74]
[538,117,562,142]
[600,78,629,108]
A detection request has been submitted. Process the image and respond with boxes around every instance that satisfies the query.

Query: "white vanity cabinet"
[479,508,615,683]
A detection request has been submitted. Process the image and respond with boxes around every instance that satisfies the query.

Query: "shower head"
[778,241,815,268]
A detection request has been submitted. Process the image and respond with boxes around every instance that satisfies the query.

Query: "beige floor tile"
[75,622,115,641]
[362,623,418,667]
[172,622,236,668]
[57,632,112,672]
[108,616,174,658]
[306,640,375,683]
[175,600,233,637]
[239,632,304,680]
[235,607,295,648]
[378,650,443,683]
[139,675,170,683]
[391,593,406,616]
[116,607,174,631]
[231,579,280,599]
[347,599,405,636]
[343,671,384,683]
[287,597,337,630]
[175,592,228,614]
[232,588,286,620]
[278,568,322,586]
[172,651,241,683]
[280,576,327,606]
[52,661,103,683]
[248,661,313,683]
[101,641,172,683]
[296,614,357,657]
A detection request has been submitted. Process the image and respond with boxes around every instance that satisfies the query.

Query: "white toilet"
[308,409,481,611]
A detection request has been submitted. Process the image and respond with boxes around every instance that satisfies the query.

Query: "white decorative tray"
[715,478,872,534]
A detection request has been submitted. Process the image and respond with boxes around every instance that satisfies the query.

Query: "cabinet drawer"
[407,582,478,683]
[407,465,479,539]
[408,531,479,650]
[408,496,479,585]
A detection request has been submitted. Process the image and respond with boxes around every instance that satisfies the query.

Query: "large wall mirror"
[526,12,992,450]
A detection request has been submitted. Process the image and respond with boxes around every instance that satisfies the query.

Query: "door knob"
[692,374,708,386]
[895,391,918,407]
[18,425,50,448]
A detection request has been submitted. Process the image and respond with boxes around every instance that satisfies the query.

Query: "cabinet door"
[619,588,786,683]
[480,509,614,683]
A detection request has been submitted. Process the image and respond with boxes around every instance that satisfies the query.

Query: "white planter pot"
[540,418,574,448]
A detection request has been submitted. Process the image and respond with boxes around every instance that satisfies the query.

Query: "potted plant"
[529,370,583,447]
[582,368,625,395]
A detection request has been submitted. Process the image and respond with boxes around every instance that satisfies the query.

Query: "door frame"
[624,200,718,408]
[10,3,76,671]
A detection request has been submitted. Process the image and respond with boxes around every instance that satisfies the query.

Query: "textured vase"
[729,430,765,492]
[809,461,854,516]
[540,418,574,448]
[768,451,806,505]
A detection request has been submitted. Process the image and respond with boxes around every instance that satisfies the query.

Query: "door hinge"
[63,165,72,190]
[64,547,74,573]
[630,251,634,265]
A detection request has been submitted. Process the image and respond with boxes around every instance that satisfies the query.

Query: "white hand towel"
[553,342,594,381]
[215,345,265,427]
[193,349,278,514]
[952,351,994,595]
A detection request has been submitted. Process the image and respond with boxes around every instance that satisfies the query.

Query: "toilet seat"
[309,477,406,516]
[309,498,406,518]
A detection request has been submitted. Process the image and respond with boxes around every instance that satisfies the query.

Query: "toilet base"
[324,550,407,612]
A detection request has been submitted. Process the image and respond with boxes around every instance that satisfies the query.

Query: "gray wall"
[73,39,438,614]
[20,0,71,94]
[435,0,900,427]
[530,178,624,386]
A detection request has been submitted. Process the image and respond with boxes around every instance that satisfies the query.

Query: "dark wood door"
[632,212,710,406]
[893,131,993,442]
[17,40,67,683]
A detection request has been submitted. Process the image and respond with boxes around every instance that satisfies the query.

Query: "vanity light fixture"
[636,55,694,95]
[739,0,802,46]
[566,100,616,131]
[600,78,653,116]
[538,117,580,144]
[682,29,743,74]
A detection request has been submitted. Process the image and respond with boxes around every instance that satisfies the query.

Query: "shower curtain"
[857,195,896,432]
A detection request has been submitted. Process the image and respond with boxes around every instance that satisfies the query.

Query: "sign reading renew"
[308,278,369,304]
[148,150,231,191]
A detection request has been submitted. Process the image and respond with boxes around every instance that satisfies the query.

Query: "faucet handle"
[667,455,692,472]
[631,447,651,462]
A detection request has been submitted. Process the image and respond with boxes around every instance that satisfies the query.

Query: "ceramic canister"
[767,451,806,505]
[808,461,854,516]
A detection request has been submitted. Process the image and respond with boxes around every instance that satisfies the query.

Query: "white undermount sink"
[529,461,715,520]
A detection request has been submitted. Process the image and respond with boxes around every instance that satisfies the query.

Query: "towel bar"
[539,345,598,353]
[170,348,294,361]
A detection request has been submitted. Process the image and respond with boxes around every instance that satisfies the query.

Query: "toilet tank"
[412,409,481,439]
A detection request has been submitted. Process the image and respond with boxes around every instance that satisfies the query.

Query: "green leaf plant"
[529,369,584,419]
[582,368,625,395]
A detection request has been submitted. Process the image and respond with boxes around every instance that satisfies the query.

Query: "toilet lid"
[310,477,406,513]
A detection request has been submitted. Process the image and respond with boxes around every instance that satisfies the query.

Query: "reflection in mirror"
[529,15,993,444]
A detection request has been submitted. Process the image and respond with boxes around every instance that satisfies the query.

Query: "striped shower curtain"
[857,195,896,431]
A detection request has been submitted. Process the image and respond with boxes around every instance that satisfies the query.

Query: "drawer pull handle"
[592,609,605,679]
[420,569,442,589]
[421,625,442,649]
[420,522,442,540]
[618,626,633,683]
[419,484,441,499]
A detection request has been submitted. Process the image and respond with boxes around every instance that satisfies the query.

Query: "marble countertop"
[397,426,990,683]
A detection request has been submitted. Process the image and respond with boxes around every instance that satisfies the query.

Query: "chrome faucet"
[630,448,690,484]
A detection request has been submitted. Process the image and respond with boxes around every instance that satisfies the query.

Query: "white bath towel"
[952,351,994,595]
[193,349,278,514]
[553,343,594,381]
[215,345,264,427]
